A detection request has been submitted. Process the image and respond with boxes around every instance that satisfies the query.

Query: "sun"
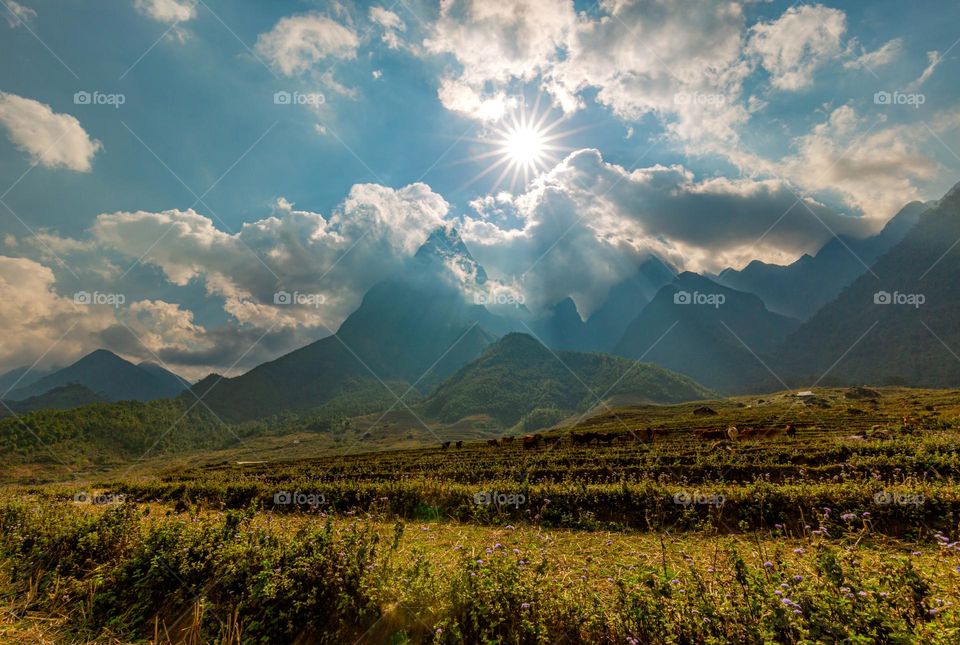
[456,95,575,192]
[504,125,546,166]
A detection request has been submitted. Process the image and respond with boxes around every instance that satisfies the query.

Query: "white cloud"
[4,0,35,28]
[747,4,846,91]
[906,50,942,92]
[134,0,196,24]
[369,6,405,49]
[255,13,359,76]
[843,38,902,71]
[0,256,113,375]
[0,92,101,172]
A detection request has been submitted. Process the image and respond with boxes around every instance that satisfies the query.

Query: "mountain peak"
[414,225,488,285]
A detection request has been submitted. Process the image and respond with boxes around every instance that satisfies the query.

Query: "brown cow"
[522,434,542,449]
[501,436,515,444]
[487,438,499,447]
[785,424,796,438]
[441,441,451,450]
[455,440,463,449]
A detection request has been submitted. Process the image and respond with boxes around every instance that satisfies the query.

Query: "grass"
[2,386,960,642]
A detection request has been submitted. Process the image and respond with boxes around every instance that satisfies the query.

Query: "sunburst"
[458,95,574,192]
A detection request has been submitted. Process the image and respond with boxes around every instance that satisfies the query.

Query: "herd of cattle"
[439,424,798,450]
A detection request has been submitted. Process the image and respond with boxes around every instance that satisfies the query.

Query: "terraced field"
[3,387,960,643]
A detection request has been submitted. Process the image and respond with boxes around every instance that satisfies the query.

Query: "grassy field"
[2,386,960,643]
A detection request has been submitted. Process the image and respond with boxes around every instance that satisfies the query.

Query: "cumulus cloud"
[4,0,35,28]
[0,92,101,172]
[255,13,359,76]
[906,50,942,92]
[0,256,113,376]
[134,0,196,24]
[747,4,847,91]
[459,148,869,317]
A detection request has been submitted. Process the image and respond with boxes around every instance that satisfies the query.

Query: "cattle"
[501,436,515,444]
[596,432,616,446]
[570,432,591,446]
[487,438,499,447]
[631,427,654,443]
[543,436,562,447]
[441,441,451,450]
[785,424,796,438]
[455,440,463,449]
[696,428,727,441]
[522,434,542,449]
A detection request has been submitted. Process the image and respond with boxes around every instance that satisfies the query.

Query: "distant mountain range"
[4,180,960,432]
[781,181,960,386]
[3,350,189,403]
[713,201,928,320]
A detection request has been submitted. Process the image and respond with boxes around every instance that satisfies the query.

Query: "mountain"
[1,384,106,416]
[714,201,927,320]
[6,350,190,402]
[0,365,54,398]
[421,332,712,429]
[192,226,502,422]
[613,273,800,394]
[780,181,960,386]
[138,361,191,390]
[527,257,678,352]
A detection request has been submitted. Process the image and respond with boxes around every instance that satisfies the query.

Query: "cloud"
[906,50,942,92]
[255,13,359,76]
[843,38,902,71]
[133,0,196,24]
[747,4,847,91]
[0,92,101,172]
[369,6,405,49]
[459,148,869,316]
[4,0,35,28]
[424,0,576,120]
[0,256,113,376]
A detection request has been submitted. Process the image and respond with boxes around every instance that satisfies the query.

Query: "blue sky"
[0,0,958,379]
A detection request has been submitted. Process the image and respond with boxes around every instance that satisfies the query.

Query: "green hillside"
[422,333,713,428]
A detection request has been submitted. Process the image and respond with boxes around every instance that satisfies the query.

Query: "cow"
[522,434,542,449]
[785,424,796,438]
[501,436,515,444]
[570,432,590,446]
[597,432,616,446]
[543,436,562,447]
[487,438,499,447]
[441,441,451,450]
[455,440,463,449]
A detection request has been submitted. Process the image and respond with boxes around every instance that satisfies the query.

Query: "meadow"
[2,386,960,643]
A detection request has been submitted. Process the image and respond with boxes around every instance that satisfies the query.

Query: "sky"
[0,0,958,380]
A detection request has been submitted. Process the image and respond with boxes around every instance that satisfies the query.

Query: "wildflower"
[774,523,784,530]
[505,525,515,530]
[774,590,783,596]
[793,548,804,554]
[840,513,856,522]
[476,559,484,565]
[670,579,680,585]
[763,561,774,568]
[436,628,443,636]
[513,548,520,555]
[793,575,803,582]
[520,602,530,610]
[862,512,871,518]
